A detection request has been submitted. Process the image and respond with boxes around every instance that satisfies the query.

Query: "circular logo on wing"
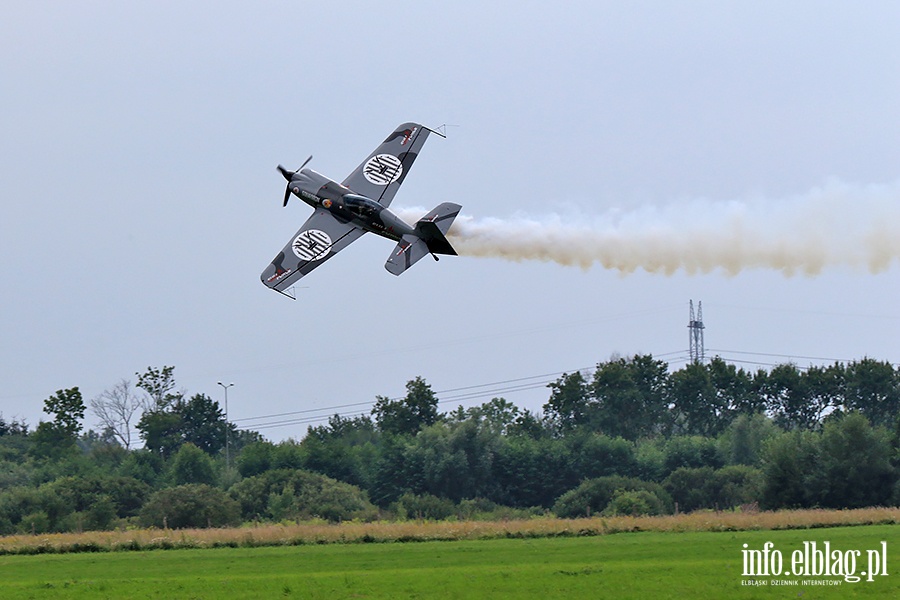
[362,154,403,186]
[292,229,333,261]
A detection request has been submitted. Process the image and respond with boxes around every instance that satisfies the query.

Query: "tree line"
[0,356,898,533]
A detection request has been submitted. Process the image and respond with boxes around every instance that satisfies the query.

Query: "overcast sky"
[2,1,899,441]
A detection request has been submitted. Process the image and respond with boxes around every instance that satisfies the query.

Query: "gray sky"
[2,1,899,440]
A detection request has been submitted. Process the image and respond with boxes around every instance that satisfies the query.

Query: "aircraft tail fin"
[384,202,461,275]
[415,202,460,256]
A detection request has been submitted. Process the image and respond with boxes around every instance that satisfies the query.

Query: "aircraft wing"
[261,210,365,296]
[341,122,432,208]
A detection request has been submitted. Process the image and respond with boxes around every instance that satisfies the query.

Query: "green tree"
[591,355,669,440]
[506,409,549,439]
[804,363,846,424]
[0,415,28,438]
[42,388,86,438]
[401,420,499,502]
[708,357,761,415]
[178,394,226,455]
[135,365,181,411]
[270,440,305,470]
[809,412,894,508]
[301,415,377,488]
[717,413,778,466]
[171,443,216,486]
[449,398,522,435]
[759,430,819,509]
[760,364,818,430]
[372,376,439,436]
[137,410,183,458]
[662,435,724,476]
[543,371,590,432]
[237,441,275,478]
[31,388,86,456]
[844,359,900,428]
[566,432,638,480]
[135,393,228,457]
[118,449,165,487]
[669,363,726,436]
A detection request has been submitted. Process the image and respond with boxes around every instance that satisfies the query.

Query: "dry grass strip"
[1,507,898,555]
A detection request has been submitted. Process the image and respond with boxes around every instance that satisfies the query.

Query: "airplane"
[261,122,461,298]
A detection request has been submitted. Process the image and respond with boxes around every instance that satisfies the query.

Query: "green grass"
[0,525,896,598]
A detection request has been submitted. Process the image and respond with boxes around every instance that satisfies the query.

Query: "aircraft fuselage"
[288,169,414,242]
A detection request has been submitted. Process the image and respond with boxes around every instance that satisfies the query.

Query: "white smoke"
[397,179,900,276]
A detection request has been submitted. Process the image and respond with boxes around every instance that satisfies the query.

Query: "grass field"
[0,524,897,599]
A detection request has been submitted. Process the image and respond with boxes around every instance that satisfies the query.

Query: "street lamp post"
[217,382,234,469]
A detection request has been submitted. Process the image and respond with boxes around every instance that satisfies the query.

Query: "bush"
[455,498,544,521]
[663,467,715,513]
[712,465,764,508]
[664,465,765,512]
[229,469,376,523]
[603,489,665,517]
[140,484,241,529]
[391,493,456,520]
[18,511,50,534]
[552,476,673,518]
[43,475,151,520]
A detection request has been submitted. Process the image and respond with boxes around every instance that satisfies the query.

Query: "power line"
[706,348,853,364]
[121,349,896,438]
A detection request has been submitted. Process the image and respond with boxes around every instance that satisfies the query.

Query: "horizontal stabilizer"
[384,202,461,276]
[385,235,430,275]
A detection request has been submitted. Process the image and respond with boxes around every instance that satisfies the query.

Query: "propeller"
[277,155,312,207]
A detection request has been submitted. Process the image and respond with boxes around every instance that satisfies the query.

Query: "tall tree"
[171,442,217,486]
[844,358,900,428]
[135,365,181,412]
[717,413,778,466]
[178,394,227,455]
[669,363,725,436]
[759,430,819,509]
[372,376,439,436]
[707,357,760,416]
[808,412,895,508]
[90,379,141,448]
[543,371,590,432]
[31,387,86,456]
[759,364,817,430]
[803,363,845,425]
[42,387,86,438]
[591,355,669,440]
[136,410,183,458]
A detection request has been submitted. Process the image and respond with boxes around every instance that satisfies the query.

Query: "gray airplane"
[261,122,461,298]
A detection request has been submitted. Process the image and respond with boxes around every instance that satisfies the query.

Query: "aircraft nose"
[277,165,295,182]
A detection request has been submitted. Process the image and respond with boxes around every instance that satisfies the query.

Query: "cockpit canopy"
[342,194,381,217]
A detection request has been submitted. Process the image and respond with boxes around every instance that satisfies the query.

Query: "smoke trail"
[397,179,900,276]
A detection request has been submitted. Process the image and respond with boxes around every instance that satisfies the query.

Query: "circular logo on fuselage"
[292,229,332,261]
[362,154,403,186]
